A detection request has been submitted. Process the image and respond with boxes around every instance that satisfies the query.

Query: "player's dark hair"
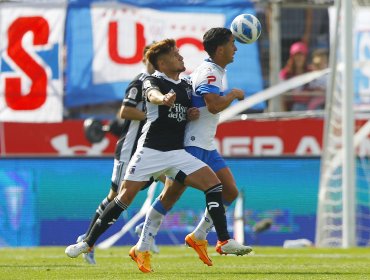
[145,39,176,70]
[203,27,232,57]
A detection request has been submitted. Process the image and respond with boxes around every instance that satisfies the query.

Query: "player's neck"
[163,71,180,81]
[211,57,227,69]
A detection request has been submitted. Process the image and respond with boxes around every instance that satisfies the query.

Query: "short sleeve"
[193,67,222,96]
[142,76,161,101]
[122,80,143,107]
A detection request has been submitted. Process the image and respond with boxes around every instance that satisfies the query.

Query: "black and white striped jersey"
[114,72,147,161]
[138,71,192,152]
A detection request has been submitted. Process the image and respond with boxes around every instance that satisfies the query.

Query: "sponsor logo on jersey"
[168,103,187,122]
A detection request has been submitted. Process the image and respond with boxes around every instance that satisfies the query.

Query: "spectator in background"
[279,7,329,65]
[259,5,329,88]
[307,48,329,110]
[279,41,310,111]
[280,7,312,65]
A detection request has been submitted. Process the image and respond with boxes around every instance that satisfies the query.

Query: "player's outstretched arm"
[147,89,176,107]
[204,88,245,114]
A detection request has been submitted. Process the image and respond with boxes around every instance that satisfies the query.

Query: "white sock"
[136,206,164,252]
[193,208,213,240]
[193,206,228,240]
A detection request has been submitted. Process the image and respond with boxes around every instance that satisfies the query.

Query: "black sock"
[204,184,230,242]
[85,197,111,236]
[84,198,127,247]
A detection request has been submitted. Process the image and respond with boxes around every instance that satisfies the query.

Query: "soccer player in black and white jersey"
[65,39,250,273]
[72,44,157,264]
[134,28,253,267]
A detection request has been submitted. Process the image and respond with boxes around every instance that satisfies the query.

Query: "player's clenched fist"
[230,88,245,101]
[187,107,200,121]
[162,92,176,107]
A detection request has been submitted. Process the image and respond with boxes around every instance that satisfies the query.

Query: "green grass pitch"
[0,246,370,279]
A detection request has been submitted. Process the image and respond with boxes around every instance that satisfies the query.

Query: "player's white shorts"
[111,159,129,191]
[124,147,207,182]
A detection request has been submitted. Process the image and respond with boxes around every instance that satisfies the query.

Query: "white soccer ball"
[230,14,262,44]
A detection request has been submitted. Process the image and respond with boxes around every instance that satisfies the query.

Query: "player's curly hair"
[203,27,232,57]
[145,39,176,70]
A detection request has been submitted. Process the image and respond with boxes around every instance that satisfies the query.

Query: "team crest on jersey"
[185,87,192,99]
[143,80,152,89]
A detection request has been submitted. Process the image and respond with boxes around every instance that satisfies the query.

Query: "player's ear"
[216,45,224,56]
[157,57,165,70]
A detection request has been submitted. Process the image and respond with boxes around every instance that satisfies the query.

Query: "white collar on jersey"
[153,70,182,84]
[141,68,150,75]
[205,58,226,73]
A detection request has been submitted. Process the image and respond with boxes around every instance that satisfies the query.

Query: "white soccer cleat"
[65,241,92,258]
[77,234,96,264]
[215,239,253,256]
[135,223,160,254]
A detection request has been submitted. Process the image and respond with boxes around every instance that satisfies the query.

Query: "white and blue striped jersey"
[184,58,225,151]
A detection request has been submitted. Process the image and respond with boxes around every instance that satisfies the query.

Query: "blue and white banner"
[329,6,370,110]
[65,1,264,109]
[0,0,264,123]
[354,7,370,110]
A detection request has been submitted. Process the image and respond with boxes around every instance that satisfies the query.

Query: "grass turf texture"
[0,246,370,279]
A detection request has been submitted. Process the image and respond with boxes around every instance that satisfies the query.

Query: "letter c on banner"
[5,16,49,110]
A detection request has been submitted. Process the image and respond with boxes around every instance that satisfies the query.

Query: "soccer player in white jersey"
[134,28,250,266]
[65,39,251,273]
